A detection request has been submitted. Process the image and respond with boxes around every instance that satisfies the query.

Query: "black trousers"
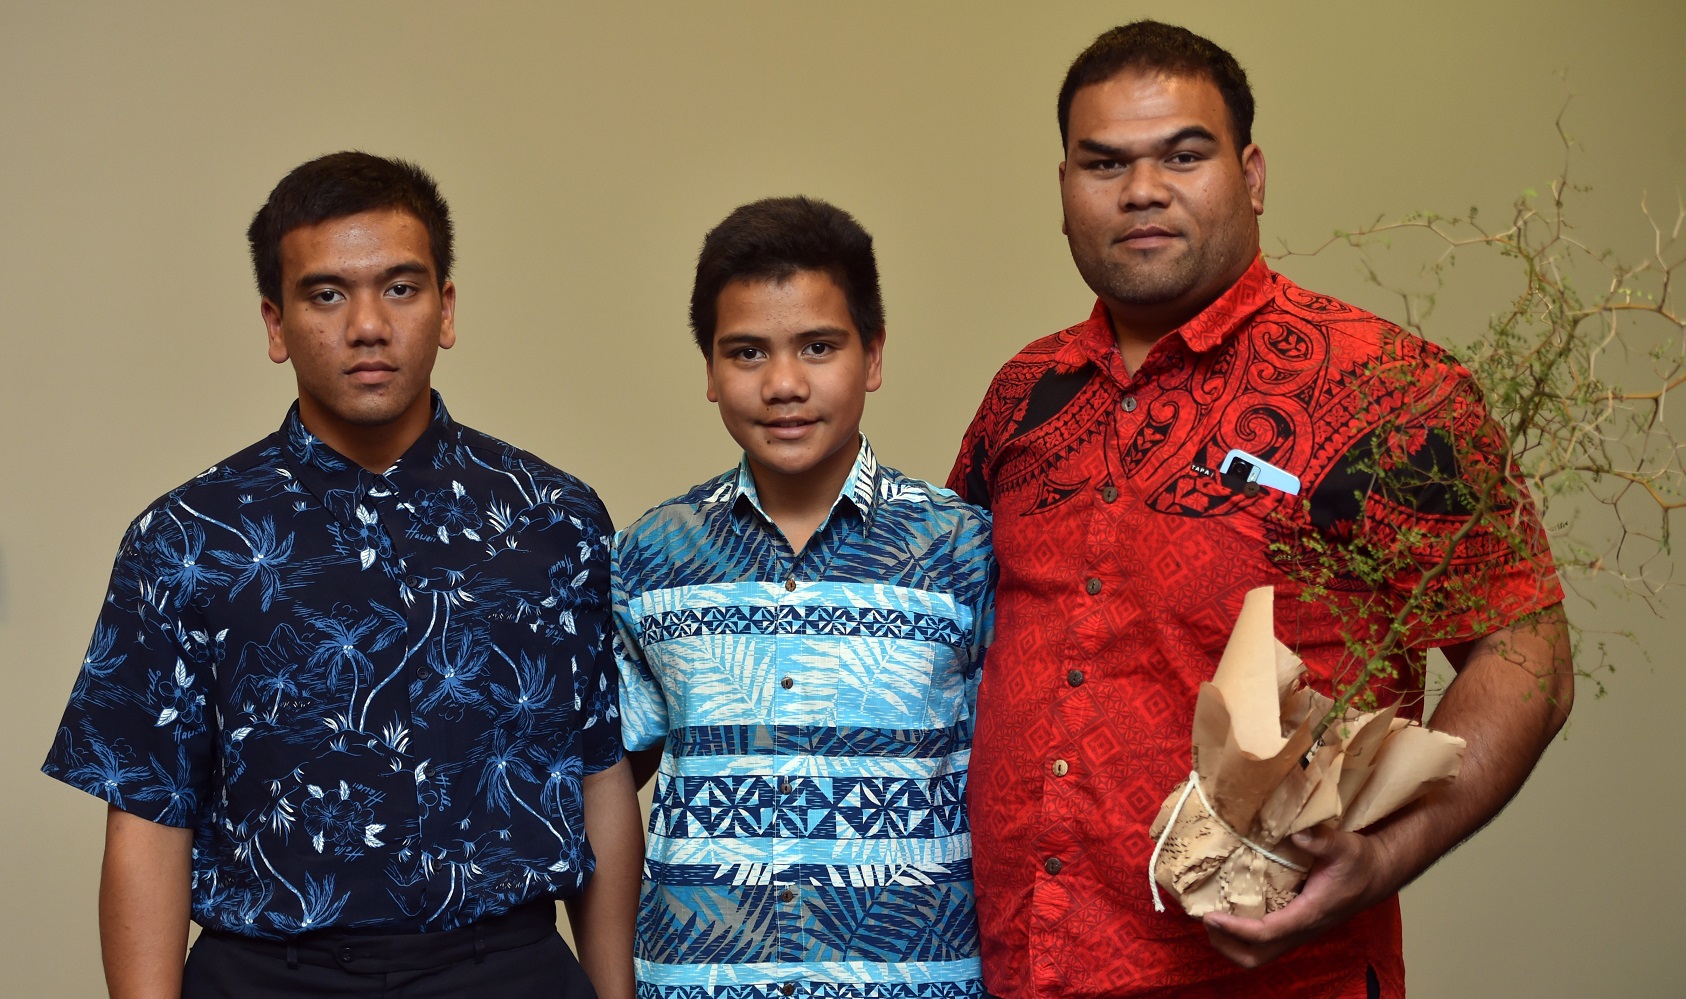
[181,902,598,999]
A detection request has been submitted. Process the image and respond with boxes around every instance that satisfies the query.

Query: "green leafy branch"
[1271,115,1684,737]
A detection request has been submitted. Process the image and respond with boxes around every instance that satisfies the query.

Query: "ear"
[1058,159,1070,236]
[704,355,719,403]
[261,298,288,364]
[864,328,886,393]
[437,280,457,350]
[1241,143,1267,216]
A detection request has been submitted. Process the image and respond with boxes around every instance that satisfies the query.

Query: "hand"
[1201,823,1392,969]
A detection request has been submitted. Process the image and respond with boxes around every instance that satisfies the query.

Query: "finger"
[1205,887,1325,942]
[1204,919,1285,970]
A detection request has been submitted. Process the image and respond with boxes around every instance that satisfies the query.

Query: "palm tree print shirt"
[43,394,622,938]
[614,438,994,999]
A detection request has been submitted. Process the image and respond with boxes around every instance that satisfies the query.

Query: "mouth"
[1117,225,1180,249]
[346,362,397,384]
[760,416,819,440]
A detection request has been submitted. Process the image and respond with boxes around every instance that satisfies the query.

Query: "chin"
[748,451,824,479]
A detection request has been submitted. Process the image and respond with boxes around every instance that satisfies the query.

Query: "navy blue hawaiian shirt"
[44,393,622,938]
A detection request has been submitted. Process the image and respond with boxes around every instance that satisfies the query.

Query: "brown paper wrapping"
[1146,586,1467,918]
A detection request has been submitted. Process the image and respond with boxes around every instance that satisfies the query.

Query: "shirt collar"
[722,434,882,537]
[281,391,456,516]
[1062,255,1278,375]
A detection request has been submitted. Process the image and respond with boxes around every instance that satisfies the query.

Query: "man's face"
[706,269,883,492]
[1059,70,1265,324]
[262,208,455,453]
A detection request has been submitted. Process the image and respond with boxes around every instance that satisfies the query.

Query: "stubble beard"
[1071,239,1208,307]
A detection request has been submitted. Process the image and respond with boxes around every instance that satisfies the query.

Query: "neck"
[1103,300,1196,374]
[297,394,433,473]
[1104,255,1258,374]
[749,435,861,555]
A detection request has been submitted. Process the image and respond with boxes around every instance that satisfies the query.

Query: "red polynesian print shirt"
[947,259,1562,998]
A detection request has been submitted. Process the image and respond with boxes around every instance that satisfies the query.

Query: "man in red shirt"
[948,21,1573,998]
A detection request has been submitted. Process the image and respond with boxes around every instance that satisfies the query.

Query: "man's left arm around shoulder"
[1203,603,1575,968]
[564,758,641,999]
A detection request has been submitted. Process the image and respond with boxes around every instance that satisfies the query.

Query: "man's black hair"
[247,151,454,309]
[1057,20,1255,153]
[690,196,884,356]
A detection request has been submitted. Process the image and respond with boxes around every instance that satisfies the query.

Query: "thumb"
[1290,823,1346,859]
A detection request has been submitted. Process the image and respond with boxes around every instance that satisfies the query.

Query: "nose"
[1118,161,1172,213]
[763,350,809,404]
[345,290,392,346]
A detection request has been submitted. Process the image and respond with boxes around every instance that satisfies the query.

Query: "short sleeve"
[610,530,669,751]
[947,387,1001,510]
[1312,355,1565,648]
[42,511,217,827]
[572,501,625,776]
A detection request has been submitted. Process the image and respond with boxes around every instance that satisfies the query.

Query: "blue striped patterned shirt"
[613,438,994,999]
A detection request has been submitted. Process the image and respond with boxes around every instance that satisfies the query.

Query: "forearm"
[1365,603,1575,896]
[565,759,642,999]
[100,805,193,999]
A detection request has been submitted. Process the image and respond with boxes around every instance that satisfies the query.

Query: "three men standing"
[44,19,1575,999]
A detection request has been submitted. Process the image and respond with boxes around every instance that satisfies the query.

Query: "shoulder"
[980,325,1086,399]
[872,463,994,598]
[614,468,735,552]
[1257,270,1468,381]
[611,468,737,593]
[450,423,612,532]
[117,432,289,545]
[875,463,991,535]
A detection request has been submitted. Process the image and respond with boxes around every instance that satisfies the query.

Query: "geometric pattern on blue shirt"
[613,438,994,999]
[42,394,623,938]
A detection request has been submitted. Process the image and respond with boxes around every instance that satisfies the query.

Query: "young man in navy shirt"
[45,152,639,999]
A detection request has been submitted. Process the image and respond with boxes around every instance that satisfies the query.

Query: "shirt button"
[1084,577,1102,595]
[1051,759,1069,777]
[781,677,794,690]
[779,779,793,795]
[1067,669,1085,687]
[1121,395,1138,413]
[1044,856,1064,875]
[339,945,354,962]
[405,575,426,589]
[780,888,796,902]
[781,985,796,996]
[1100,485,1119,503]
[784,578,797,592]
[416,666,432,679]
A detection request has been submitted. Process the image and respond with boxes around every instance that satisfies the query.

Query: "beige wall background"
[4,2,1682,995]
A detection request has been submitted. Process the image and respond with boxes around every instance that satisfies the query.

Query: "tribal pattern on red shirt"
[947,259,1561,998]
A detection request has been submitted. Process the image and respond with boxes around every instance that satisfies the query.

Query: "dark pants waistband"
[197,900,558,974]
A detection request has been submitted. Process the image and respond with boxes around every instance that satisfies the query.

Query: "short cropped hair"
[690,196,884,356]
[1057,20,1255,153]
[247,151,454,308]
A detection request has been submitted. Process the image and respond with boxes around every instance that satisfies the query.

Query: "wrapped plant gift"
[1147,586,1467,918]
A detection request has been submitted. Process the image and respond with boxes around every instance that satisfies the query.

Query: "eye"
[309,288,345,305]
[387,282,419,299]
[1167,150,1204,166]
[802,341,837,358]
[729,346,765,362]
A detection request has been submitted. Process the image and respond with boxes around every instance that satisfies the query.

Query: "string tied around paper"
[1148,769,1308,913]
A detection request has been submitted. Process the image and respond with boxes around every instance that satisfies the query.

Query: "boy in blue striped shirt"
[612,197,994,999]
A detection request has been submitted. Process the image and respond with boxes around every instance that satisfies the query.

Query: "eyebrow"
[715,326,855,348]
[293,260,432,292]
[1077,126,1221,160]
